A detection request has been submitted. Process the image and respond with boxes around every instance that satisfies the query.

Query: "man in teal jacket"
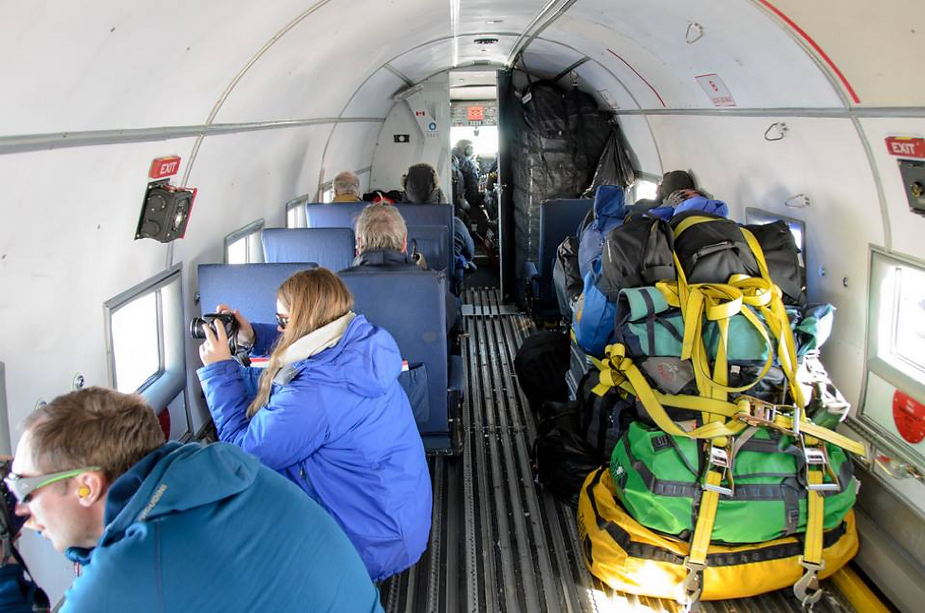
[8,387,382,612]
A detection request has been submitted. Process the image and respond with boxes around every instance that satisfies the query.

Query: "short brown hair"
[24,387,166,481]
[354,203,407,252]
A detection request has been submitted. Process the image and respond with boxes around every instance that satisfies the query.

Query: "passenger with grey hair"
[332,170,361,202]
[340,203,459,330]
[341,203,427,271]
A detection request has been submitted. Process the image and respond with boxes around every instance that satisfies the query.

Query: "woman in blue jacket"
[196,268,432,582]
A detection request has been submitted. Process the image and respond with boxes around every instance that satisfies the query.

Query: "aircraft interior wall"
[2,0,925,608]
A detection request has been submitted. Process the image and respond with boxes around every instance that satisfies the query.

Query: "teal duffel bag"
[614,286,834,364]
[610,421,857,544]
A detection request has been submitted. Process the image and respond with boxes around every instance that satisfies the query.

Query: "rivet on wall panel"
[685,22,704,44]
[819,266,827,278]
[764,122,788,141]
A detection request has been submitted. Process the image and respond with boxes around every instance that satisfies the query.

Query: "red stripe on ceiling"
[756,0,861,104]
[606,48,667,108]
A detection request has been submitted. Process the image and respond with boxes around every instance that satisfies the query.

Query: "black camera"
[190,313,241,353]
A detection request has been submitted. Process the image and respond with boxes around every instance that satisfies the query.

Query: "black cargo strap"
[585,468,848,568]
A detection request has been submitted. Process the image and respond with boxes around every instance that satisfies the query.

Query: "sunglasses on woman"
[276,313,290,330]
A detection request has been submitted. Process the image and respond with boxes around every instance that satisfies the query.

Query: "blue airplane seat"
[339,268,457,454]
[262,228,355,270]
[527,198,593,317]
[197,263,317,325]
[407,224,450,273]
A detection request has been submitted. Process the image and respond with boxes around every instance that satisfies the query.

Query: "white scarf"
[278,311,356,368]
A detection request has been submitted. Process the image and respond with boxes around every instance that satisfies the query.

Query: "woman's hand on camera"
[216,303,255,346]
[199,322,233,365]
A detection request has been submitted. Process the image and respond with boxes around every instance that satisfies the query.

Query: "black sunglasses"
[276,313,290,329]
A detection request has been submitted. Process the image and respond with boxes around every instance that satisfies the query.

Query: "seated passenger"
[341,203,458,330]
[196,268,432,582]
[9,387,382,612]
[333,170,362,202]
[342,203,428,271]
[401,163,476,281]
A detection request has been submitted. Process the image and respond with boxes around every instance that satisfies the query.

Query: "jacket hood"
[591,185,626,230]
[674,196,729,218]
[292,314,402,397]
[68,442,258,563]
[353,250,414,267]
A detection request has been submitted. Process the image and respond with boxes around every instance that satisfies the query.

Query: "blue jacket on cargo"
[197,314,432,582]
[577,185,627,280]
[62,442,383,612]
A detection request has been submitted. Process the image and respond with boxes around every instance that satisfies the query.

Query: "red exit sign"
[149,155,181,179]
[885,137,925,159]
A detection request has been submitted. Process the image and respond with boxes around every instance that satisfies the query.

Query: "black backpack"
[577,370,635,462]
[532,403,602,507]
[552,236,582,320]
[598,215,675,300]
[514,331,570,414]
[744,220,805,305]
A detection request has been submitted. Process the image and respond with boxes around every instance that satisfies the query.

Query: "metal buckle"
[803,446,841,491]
[793,559,825,610]
[735,396,796,435]
[678,557,704,611]
[703,446,734,496]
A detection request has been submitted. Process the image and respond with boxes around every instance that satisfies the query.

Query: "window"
[322,187,334,203]
[110,292,160,392]
[105,265,190,439]
[286,196,307,228]
[224,219,264,264]
[630,179,658,202]
[870,251,925,382]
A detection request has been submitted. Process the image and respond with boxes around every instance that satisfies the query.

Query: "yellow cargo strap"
[794,450,827,608]
[668,215,806,409]
[680,441,729,609]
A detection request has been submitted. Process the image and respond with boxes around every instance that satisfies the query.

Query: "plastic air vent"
[474,37,499,45]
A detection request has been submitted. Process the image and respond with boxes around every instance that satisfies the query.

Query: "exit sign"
[149,156,181,179]
[886,137,925,159]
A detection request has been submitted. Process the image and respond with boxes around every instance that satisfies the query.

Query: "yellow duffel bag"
[577,467,858,602]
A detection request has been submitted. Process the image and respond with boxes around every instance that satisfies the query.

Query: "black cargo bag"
[577,370,635,461]
[514,331,570,413]
[598,216,675,300]
[671,212,761,284]
[532,403,602,507]
[553,236,583,320]
[745,220,806,305]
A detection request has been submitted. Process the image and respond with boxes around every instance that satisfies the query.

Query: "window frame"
[224,219,265,264]
[103,264,191,439]
[285,195,309,228]
[865,249,925,397]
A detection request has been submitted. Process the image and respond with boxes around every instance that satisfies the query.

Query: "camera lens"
[189,317,208,339]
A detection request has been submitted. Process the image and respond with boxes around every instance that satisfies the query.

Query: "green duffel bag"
[610,421,857,544]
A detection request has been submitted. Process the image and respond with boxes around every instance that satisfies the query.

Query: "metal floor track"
[379,288,857,613]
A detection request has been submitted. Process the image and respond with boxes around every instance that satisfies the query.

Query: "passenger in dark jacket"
[402,163,476,277]
[11,387,382,612]
[341,203,458,329]
[197,268,432,583]
[452,139,481,212]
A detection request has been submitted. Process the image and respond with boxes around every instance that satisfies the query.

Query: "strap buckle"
[735,396,796,435]
[678,557,704,611]
[803,445,841,491]
[794,559,825,609]
[703,446,734,497]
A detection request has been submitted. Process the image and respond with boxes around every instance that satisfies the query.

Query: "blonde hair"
[247,268,354,417]
[24,387,166,482]
[354,203,407,252]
